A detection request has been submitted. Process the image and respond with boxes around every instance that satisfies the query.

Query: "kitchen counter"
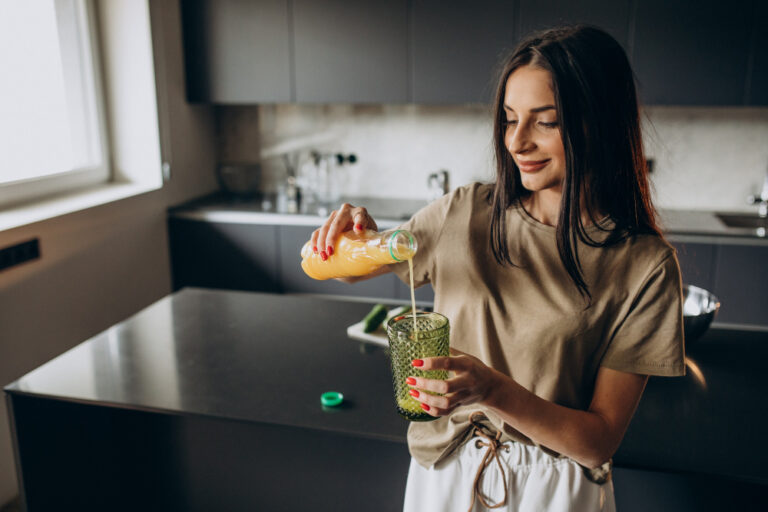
[5,288,768,510]
[169,192,768,242]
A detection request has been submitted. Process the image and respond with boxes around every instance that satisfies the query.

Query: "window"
[0,0,109,209]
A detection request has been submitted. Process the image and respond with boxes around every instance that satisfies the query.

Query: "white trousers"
[403,438,616,512]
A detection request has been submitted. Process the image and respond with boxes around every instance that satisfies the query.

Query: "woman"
[310,25,684,511]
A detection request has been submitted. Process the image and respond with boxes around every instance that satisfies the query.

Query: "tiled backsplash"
[216,105,768,212]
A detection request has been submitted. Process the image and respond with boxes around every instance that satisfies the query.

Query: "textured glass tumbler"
[386,312,450,422]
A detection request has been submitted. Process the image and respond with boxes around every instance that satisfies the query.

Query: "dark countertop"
[5,289,408,444]
[169,192,768,242]
[6,288,768,484]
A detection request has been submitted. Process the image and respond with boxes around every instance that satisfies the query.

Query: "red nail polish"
[320,251,328,261]
[409,389,420,398]
[327,245,334,256]
[313,246,318,254]
[420,403,430,411]
[405,377,417,385]
[412,359,424,367]
[355,223,363,231]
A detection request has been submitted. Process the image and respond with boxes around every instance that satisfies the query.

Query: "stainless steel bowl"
[682,284,720,344]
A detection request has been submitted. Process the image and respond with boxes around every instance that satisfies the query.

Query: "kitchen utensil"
[682,284,720,344]
[387,312,450,422]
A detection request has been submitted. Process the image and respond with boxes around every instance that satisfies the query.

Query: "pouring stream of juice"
[408,259,418,342]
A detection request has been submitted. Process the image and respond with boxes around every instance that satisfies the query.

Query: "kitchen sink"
[715,213,768,229]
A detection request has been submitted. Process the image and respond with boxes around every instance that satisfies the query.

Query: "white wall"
[0,0,218,504]
[220,104,768,213]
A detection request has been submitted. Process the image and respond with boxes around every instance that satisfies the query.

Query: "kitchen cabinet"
[749,0,768,105]
[292,0,409,103]
[180,0,292,103]
[632,0,754,105]
[671,239,768,327]
[180,0,763,106]
[517,0,632,51]
[410,0,516,104]
[712,244,768,325]
[278,225,401,299]
[671,242,717,293]
[168,218,281,293]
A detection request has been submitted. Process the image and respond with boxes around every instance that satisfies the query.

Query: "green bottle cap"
[320,391,344,407]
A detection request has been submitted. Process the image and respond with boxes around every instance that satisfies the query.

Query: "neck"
[522,191,604,228]
[522,190,561,227]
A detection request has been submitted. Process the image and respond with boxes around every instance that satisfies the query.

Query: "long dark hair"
[490,25,661,302]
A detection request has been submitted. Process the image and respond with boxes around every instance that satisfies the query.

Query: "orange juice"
[301,229,417,280]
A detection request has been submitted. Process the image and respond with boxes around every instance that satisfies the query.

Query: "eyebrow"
[503,104,556,113]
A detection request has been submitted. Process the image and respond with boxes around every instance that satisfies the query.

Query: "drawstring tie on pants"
[468,411,509,511]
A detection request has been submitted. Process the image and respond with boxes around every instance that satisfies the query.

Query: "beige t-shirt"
[391,182,685,469]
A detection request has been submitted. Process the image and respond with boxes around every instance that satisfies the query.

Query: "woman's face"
[502,65,565,194]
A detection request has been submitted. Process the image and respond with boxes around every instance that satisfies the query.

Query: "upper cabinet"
[632,0,754,106]
[181,0,292,103]
[517,0,631,51]
[293,0,408,103]
[181,0,767,106]
[749,0,768,106]
[410,1,516,104]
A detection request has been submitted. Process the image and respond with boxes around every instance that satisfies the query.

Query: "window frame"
[0,0,111,209]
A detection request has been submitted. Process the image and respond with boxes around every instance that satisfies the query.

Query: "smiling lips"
[517,159,550,173]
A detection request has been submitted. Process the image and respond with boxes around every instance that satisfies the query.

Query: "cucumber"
[362,304,389,333]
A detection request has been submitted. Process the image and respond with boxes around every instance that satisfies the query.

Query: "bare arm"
[409,351,648,468]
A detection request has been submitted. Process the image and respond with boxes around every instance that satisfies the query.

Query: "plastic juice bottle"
[300,229,417,280]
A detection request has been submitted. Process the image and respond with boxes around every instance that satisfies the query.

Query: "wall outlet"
[0,238,40,272]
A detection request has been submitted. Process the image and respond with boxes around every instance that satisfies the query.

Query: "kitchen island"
[5,288,768,510]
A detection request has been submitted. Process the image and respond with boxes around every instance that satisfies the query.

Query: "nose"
[505,123,535,156]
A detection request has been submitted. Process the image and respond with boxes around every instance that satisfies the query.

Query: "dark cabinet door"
[632,0,753,105]
[168,219,281,292]
[517,0,632,51]
[410,1,516,104]
[671,242,718,292]
[292,0,408,103]
[279,226,399,299]
[748,0,768,105]
[712,244,768,326]
[181,0,292,102]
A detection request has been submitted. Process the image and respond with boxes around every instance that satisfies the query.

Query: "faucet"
[748,169,768,218]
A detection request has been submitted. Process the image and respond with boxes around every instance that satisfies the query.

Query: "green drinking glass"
[386,312,450,422]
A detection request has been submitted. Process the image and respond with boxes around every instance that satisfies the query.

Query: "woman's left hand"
[407,348,505,417]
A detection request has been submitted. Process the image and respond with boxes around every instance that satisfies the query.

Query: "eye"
[538,121,558,128]
[503,119,518,126]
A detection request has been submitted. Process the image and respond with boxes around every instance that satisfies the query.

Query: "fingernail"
[327,245,334,256]
[420,403,430,411]
[412,359,424,367]
[409,389,420,398]
[320,251,328,261]
[405,377,417,385]
[355,223,363,231]
[313,246,318,254]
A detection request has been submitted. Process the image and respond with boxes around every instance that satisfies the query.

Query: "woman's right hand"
[310,203,378,261]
